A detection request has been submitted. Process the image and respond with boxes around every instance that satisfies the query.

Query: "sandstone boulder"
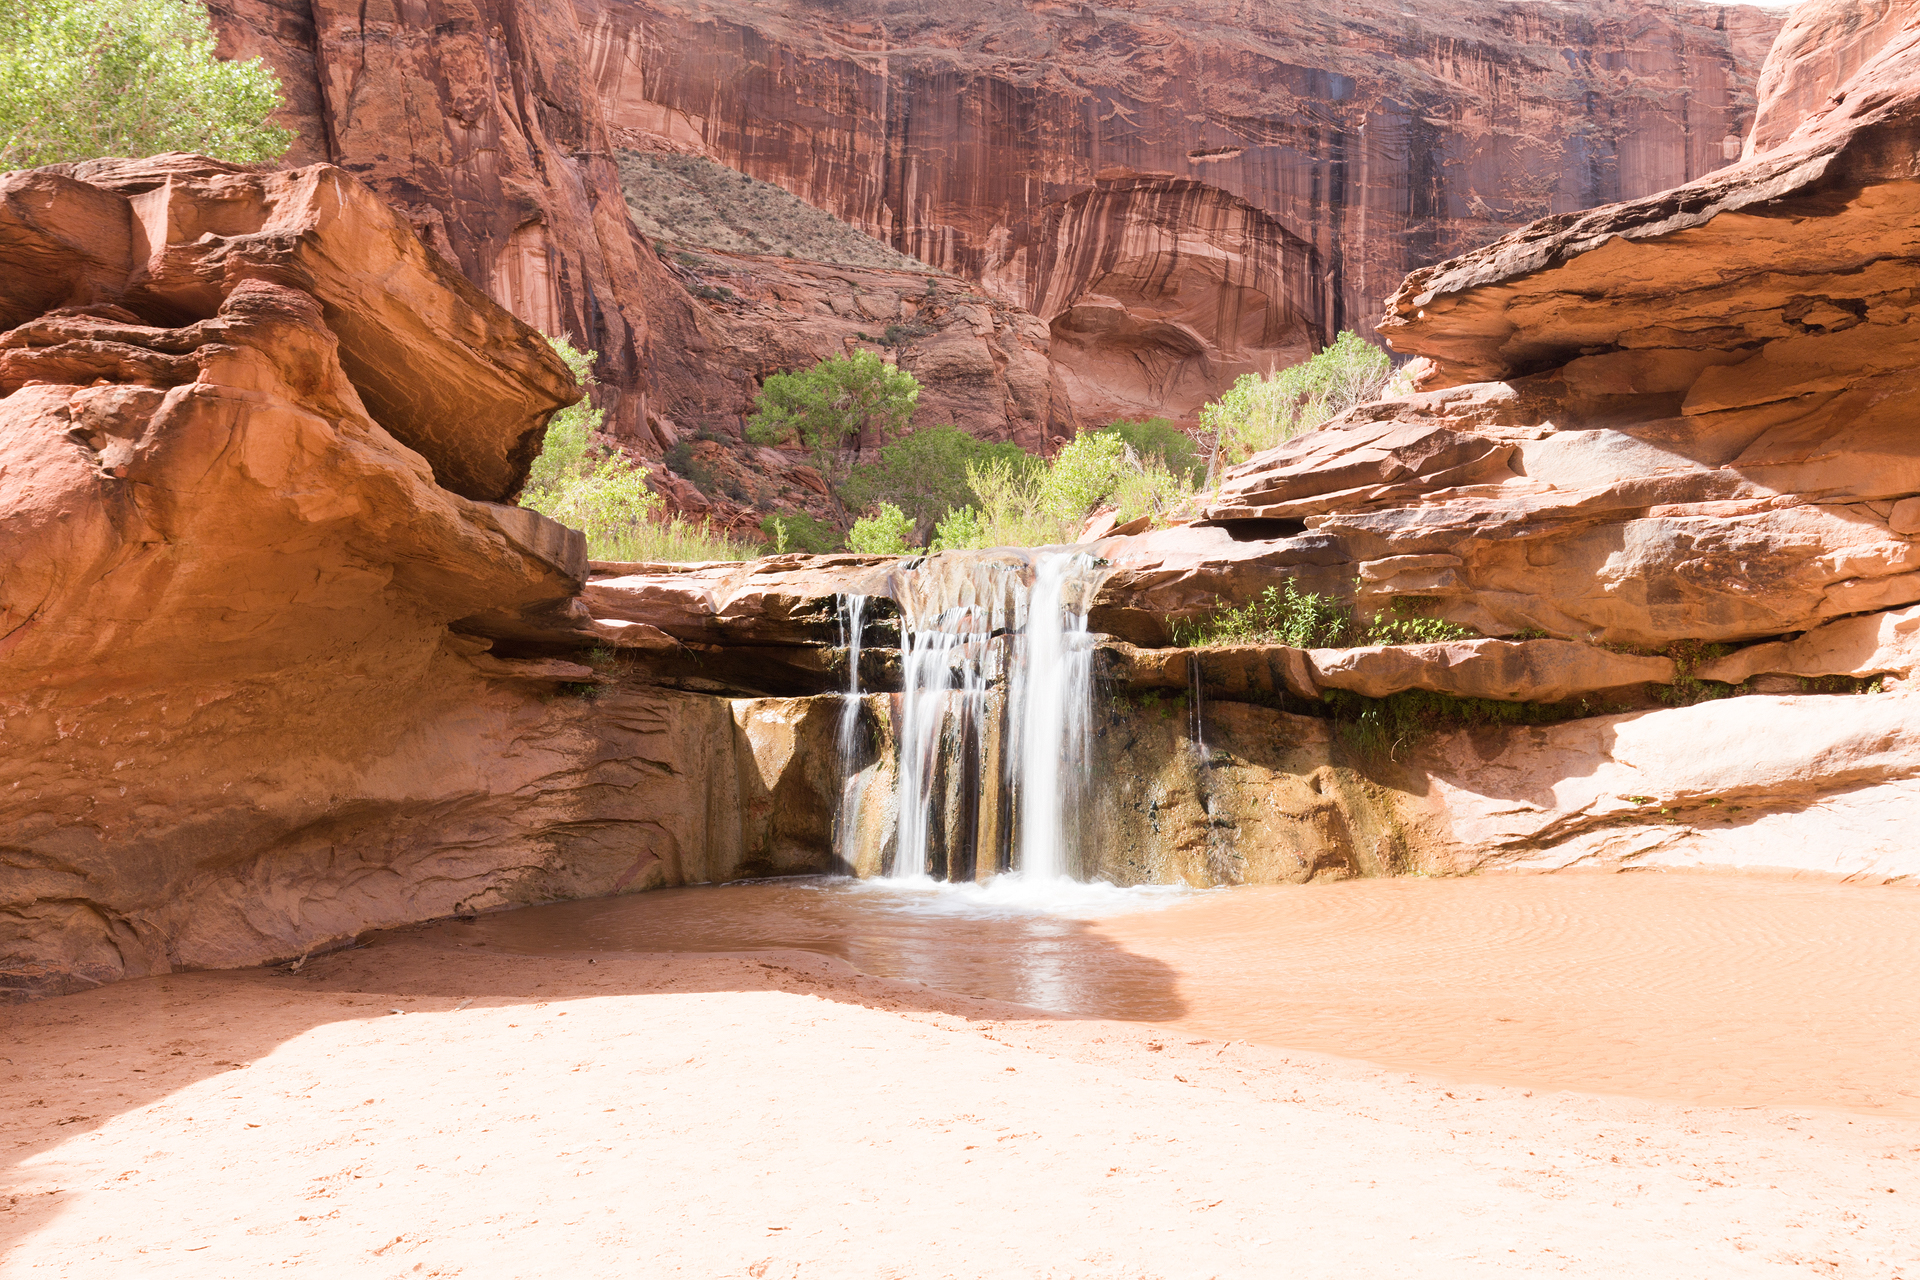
[584,554,898,646]
[1696,605,1920,684]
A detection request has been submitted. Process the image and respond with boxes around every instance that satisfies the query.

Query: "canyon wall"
[206,0,670,442]
[581,0,1781,417]
[205,0,1780,448]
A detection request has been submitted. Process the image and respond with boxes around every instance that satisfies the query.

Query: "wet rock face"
[580,0,1779,413]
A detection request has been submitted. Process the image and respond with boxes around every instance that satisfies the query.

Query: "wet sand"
[3,873,1918,1277]
[464,870,1920,1117]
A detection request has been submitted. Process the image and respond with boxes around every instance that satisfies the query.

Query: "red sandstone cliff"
[207,0,670,442]
[207,0,1780,447]
[580,0,1782,418]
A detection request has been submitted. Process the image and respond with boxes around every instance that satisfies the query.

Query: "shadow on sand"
[0,877,1188,1246]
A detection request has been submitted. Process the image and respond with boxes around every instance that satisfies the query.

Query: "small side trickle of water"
[1188,650,1243,886]
[830,594,869,875]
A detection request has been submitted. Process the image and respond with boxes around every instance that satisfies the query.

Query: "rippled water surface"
[455,871,1920,1115]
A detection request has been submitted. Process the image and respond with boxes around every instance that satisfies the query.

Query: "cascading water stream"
[878,549,1107,883]
[831,594,869,875]
[1009,553,1099,881]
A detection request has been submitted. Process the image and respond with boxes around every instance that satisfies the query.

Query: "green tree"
[0,0,294,169]
[1198,331,1399,466]
[838,423,1036,543]
[746,350,919,475]
[847,501,916,555]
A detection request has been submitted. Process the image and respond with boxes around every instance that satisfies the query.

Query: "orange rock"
[0,160,839,1000]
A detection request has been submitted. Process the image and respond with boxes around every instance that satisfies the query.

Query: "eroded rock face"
[581,0,1779,414]
[1,157,579,501]
[0,160,841,1000]
[208,0,668,439]
[1744,0,1920,158]
[1123,7,1920,654]
[1417,693,1920,880]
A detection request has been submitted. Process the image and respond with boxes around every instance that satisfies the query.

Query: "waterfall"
[831,594,869,875]
[878,549,1107,882]
[1009,553,1099,881]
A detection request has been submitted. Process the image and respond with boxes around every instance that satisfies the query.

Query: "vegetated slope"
[619,149,925,269]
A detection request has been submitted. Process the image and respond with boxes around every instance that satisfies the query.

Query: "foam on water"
[832,872,1205,921]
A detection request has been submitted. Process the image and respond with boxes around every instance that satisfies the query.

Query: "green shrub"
[747,350,919,474]
[961,457,1075,548]
[1176,580,1351,649]
[939,430,1199,549]
[1198,331,1404,464]
[520,334,653,546]
[847,501,917,554]
[521,335,750,563]
[1323,688,1599,761]
[1800,674,1885,695]
[838,423,1035,542]
[1175,583,1475,649]
[1098,417,1204,484]
[1362,602,1478,646]
[592,515,756,563]
[1652,640,1742,706]
[929,504,986,552]
[0,0,294,168]
[880,321,932,348]
[760,511,840,554]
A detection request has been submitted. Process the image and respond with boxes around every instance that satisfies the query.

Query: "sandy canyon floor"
[3,872,1917,1278]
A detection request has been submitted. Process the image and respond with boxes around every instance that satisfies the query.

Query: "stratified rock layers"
[581,0,1780,416]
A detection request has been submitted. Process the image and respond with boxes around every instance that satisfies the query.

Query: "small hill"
[617,150,928,271]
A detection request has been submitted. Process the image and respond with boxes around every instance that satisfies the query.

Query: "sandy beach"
[4,877,1918,1278]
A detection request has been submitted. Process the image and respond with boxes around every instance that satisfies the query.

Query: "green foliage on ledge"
[1322,688,1611,762]
[1173,581,1477,650]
